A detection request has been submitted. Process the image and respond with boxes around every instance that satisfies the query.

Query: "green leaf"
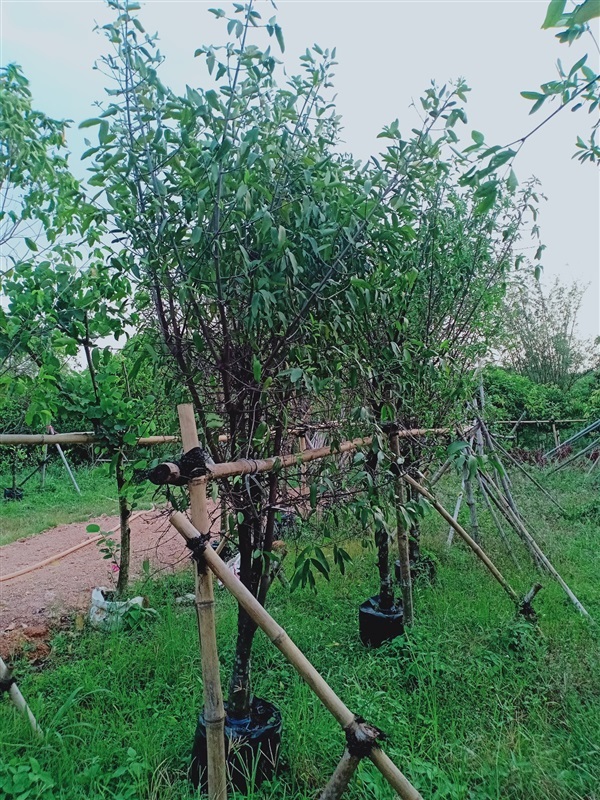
[290,367,303,384]
[542,0,566,28]
[24,237,38,252]
[87,524,101,533]
[507,169,518,192]
[274,24,285,52]
[571,0,600,25]
[79,118,102,129]
[190,226,203,245]
[252,356,261,383]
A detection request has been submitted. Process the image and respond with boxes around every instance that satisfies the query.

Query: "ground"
[0,464,599,799]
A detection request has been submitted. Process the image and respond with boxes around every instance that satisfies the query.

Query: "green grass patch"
[0,467,599,798]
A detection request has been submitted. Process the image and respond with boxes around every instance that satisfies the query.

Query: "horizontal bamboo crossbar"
[170,512,423,800]
[491,419,587,425]
[191,428,449,483]
[0,433,180,446]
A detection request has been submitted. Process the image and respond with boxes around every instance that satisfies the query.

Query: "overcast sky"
[2,0,599,337]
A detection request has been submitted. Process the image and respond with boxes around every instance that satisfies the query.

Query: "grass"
[0,464,155,546]
[0,466,599,799]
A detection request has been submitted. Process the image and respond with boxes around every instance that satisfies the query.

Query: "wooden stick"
[390,435,413,626]
[548,437,600,474]
[0,656,43,736]
[318,751,360,800]
[0,510,147,583]
[170,512,423,800]
[177,405,227,800]
[429,458,451,487]
[478,472,592,618]
[401,475,519,604]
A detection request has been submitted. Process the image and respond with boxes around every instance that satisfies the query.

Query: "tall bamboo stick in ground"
[463,466,480,544]
[400,474,519,605]
[170,512,423,800]
[479,471,592,619]
[390,434,413,626]
[0,656,42,737]
[177,405,227,800]
[446,486,463,547]
[318,751,360,800]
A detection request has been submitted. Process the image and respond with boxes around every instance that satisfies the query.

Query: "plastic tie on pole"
[185,531,212,570]
[0,676,16,694]
[344,716,386,758]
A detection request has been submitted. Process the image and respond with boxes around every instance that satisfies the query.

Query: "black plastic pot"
[395,556,436,585]
[191,697,282,793]
[359,595,404,648]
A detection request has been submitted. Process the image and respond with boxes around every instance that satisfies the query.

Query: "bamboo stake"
[477,420,521,519]
[446,487,463,547]
[40,444,48,488]
[54,444,81,495]
[177,405,227,800]
[400,475,519,605]
[478,472,592,618]
[488,434,567,515]
[463,467,479,544]
[552,423,560,449]
[0,656,43,736]
[170,512,423,800]
[390,434,413,626]
[318,751,360,800]
[429,458,451,487]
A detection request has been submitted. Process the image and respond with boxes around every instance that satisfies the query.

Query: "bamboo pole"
[170,512,423,800]
[390,434,413,626]
[40,444,48,487]
[488,434,567,515]
[318,751,360,800]
[446,487,463,547]
[429,458,451,487]
[0,433,181,446]
[548,437,600,474]
[143,429,449,487]
[463,467,479,544]
[0,510,147,583]
[0,656,43,736]
[400,474,519,605]
[476,473,521,570]
[177,405,227,800]
[478,472,592,619]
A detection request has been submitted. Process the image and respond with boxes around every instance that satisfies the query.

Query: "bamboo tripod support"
[177,405,227,800]
[170,512,423,800]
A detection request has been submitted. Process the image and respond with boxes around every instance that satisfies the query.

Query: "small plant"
[88,523,120,585]
[0,757,57,799]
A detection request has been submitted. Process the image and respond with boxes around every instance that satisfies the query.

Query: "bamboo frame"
[177,405,227,800]
[170,511,423,800]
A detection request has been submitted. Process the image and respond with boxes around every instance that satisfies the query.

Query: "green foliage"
[496,274,598,390]
[530,1,600,162]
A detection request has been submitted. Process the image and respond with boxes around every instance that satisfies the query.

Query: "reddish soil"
[0,508,195,659]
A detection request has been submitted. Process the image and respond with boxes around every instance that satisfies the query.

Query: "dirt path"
[0,508,193,640]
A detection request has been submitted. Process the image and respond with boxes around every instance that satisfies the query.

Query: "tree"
[498,274,597,388]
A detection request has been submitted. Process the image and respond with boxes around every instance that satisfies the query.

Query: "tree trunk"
[116,450,130,597]
[367,451,393,610]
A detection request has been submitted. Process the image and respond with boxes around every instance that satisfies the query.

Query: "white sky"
[1,0,599,337]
